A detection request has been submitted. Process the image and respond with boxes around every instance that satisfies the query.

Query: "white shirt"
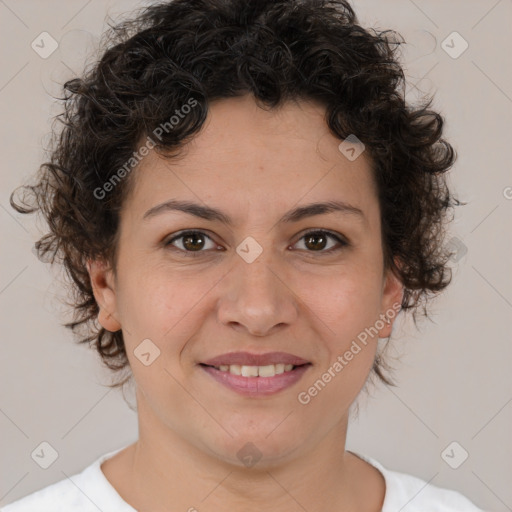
[2,445,484,511]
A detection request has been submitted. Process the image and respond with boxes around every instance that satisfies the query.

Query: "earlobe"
[87,259,122,332]
[97,308,122,332]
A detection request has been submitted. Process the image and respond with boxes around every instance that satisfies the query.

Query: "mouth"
[199,362,310,377]
[200,350,311,368]
[198,353,312,396]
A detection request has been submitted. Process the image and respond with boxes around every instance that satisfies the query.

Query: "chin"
[206,426,305,470]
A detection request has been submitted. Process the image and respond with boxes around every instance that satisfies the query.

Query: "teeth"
[229,364,241,375]
[213,363,297,376]
[257,364,276,377]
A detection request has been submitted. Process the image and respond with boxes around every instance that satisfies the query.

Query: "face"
[90,94,403,467]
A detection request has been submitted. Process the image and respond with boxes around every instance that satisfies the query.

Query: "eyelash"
[164,229,348,257]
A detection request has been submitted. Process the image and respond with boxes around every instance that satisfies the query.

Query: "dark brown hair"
[11,0,461,389]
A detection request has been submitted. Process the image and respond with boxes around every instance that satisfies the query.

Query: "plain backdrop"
[1,1,511,510]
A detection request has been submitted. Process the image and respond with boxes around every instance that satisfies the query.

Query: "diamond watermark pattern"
[236,236,263,264]
[31,32,59,59]
[31,441,59,469]
[236,442,262,468]
[338,134,365,161]
[445,236,468,263]
[441,31,468,59]
[134,338,161,366]
[441,441,469,469]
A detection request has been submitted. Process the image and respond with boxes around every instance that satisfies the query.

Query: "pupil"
[184,233,204,251]
[305,233,326,251]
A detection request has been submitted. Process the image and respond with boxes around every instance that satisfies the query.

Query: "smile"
[199,363,312,396]
[207,363,296,377]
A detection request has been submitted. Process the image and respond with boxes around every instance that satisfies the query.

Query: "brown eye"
[294,230,347,253]
[166,231,217,254]
[165,229,348,257]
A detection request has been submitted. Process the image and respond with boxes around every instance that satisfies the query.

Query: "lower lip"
[200,364,311,396]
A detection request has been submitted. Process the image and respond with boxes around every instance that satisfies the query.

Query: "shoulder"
[1,446,134,512]
[381,467,484,511]
[1,475,91,512]
[350,451,485,512]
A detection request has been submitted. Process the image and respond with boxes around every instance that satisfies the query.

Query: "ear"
[87,259,122,332]
[378,257,404,339]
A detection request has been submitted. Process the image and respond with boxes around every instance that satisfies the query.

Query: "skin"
[89,94,403,512]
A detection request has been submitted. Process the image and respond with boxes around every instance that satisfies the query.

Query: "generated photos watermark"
[297,301,402,405]
[93,97,199,200]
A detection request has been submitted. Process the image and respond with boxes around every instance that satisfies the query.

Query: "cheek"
[115,260,221,360]
[305,266,384,343]
[118,273,198,334]
[296,273,382,406]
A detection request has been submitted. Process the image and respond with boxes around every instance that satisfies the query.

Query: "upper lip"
[201,351,310,367]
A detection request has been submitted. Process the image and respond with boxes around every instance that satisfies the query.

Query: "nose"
[216,253,299,338]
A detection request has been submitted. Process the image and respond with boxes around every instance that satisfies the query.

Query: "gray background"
[1,0,511,510]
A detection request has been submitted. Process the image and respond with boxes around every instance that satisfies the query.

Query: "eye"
[165,230,219,255]
[165,229,348,256]
[292,230,348,254]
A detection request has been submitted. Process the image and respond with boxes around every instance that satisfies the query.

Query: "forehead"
[124,94,378,226]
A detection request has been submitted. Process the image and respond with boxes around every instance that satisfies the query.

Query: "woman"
[6,0,484,510]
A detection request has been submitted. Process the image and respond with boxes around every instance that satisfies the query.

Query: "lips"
[200,361,311,396]
[199,352,312,396]
[201,351,310,367]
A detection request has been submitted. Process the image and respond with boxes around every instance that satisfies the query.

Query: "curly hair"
[11,0,461,389]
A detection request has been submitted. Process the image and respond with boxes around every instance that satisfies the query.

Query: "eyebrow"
[142,199,366,226]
